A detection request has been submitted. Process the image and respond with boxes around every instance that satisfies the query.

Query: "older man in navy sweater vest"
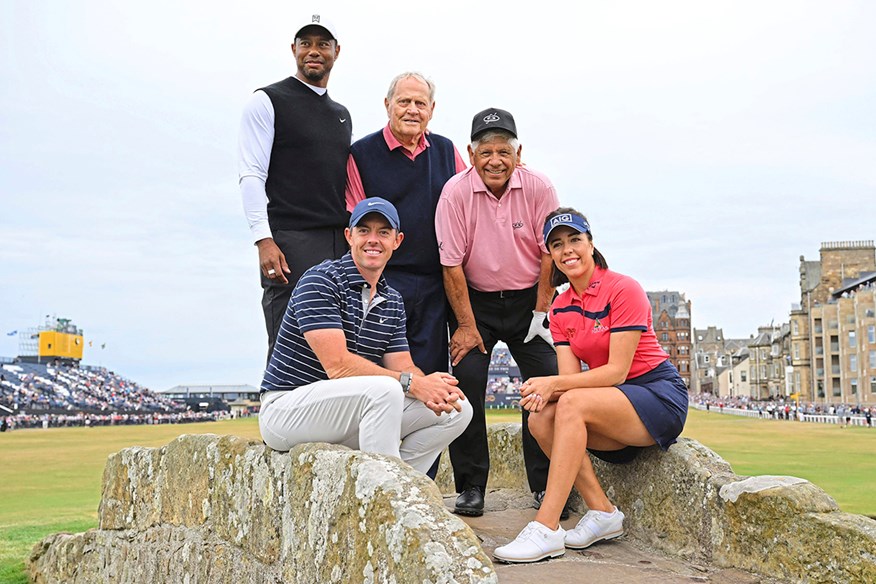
[346,73,466,378]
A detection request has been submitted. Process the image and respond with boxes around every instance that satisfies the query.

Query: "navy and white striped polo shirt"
[261,252,409,392]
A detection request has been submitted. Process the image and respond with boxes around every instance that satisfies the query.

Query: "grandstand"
[0,360,184,416]
[0,316,196,430]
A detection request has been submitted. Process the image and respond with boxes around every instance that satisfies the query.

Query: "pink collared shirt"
[435,166,560,292]
[345,124,467,211]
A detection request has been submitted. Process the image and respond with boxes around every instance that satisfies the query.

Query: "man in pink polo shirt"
[435,108,562,517]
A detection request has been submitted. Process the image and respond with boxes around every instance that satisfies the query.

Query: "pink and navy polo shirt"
[549,267,668,380]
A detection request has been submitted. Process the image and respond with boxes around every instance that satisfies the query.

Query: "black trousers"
[448,285,557,493]
[261,227,347,362]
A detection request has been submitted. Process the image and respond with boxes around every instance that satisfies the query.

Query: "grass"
[2,409,874,581]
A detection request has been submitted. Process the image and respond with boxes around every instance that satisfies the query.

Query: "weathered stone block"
[30,435,497,584]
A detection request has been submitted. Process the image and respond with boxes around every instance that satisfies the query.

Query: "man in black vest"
[239,14,352,359]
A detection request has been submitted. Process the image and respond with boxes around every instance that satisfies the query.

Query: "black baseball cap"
[470,108,517,141]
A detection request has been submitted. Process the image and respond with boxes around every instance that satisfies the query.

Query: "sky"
[1,1,874,391]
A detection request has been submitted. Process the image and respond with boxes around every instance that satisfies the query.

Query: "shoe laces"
[576,510,604,533]
[515,521,545,543]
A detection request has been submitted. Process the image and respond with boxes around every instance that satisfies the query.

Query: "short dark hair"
[544,207,608,287]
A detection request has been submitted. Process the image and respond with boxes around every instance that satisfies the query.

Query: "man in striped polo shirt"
[259,198,472,474]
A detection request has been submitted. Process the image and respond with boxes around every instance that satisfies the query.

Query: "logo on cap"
[483,113,501,124]
[551,214,573,228]
[311,14,321,23]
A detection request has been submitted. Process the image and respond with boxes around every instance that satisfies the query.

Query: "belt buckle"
[499,290,506,299]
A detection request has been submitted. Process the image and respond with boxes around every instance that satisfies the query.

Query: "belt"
[468,287,532,299]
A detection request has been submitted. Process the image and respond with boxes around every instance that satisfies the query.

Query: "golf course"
[1,408,874,583]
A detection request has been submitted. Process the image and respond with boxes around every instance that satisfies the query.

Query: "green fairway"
[2,409,874,582]
[681,409,876,518]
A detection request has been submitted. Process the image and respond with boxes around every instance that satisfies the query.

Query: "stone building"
[647,291,692,387]
[746,324,791,400]
[789,240,876,405]
[693,327,753,397]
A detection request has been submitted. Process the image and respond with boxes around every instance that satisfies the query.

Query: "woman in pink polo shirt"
[494,207,688,564]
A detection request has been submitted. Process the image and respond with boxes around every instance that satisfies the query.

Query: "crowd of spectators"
[2,410,226,431]
[693,393,874,425]
[1,360,186,424]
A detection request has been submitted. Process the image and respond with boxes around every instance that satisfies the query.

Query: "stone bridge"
[29,423,876,583]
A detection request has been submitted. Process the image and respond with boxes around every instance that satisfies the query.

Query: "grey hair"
[386,72,436,102]
[471,130,520,151]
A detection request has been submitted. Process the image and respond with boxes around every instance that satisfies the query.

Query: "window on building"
[793,344,800,360]
[870,350,876,369]
[849,330,856,348]
[741,371,747,382]
[792,321,799,335]
[761,365,767,378]
[851,379,858,395]
[850,355,857,372]
[871,377,876,393]
[869,325,875,344]
[661,332,669,341]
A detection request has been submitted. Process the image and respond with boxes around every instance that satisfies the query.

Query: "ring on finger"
[267,269,276,275]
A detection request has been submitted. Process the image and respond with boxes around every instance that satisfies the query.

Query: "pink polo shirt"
[345,125,467,211]
[549,267,668,379]
[435,166,559,292]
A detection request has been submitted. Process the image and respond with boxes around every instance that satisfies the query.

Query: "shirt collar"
[583,267,607,297]
[382,124,430,159]
[567,266,607,301]
[339,251,390,294]
[469,167,522,199]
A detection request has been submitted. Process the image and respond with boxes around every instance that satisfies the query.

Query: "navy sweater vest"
[260,77,352,231]
[350,131,457,274]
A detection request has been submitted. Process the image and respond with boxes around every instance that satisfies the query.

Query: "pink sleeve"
[434,181,467,267]
[609,277,650,331]
[345,155,366,212]
[535,178,560,254]
[549,303,569,345]
[453,145,467,172]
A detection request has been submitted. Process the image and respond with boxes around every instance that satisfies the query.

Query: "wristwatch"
[399,372,413,396]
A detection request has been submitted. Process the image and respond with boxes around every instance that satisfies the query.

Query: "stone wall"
[29,434,497,584]
[446,424,876,583]
[30,425,876,583]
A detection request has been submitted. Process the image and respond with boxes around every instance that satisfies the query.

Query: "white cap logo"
[483,113,501,124]
[551,214,573,228]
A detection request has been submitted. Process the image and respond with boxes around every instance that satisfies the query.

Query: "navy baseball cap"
[349,197,401,230]
[543,213,591,242]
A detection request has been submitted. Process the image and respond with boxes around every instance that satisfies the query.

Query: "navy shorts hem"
[616,360,688,450]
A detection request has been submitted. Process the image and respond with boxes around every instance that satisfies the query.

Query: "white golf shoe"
[493,521,566,563]
[564,507,625,550]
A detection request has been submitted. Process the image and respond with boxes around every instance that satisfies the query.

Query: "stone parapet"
[29,434,496,584]
[29,424,876,583]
